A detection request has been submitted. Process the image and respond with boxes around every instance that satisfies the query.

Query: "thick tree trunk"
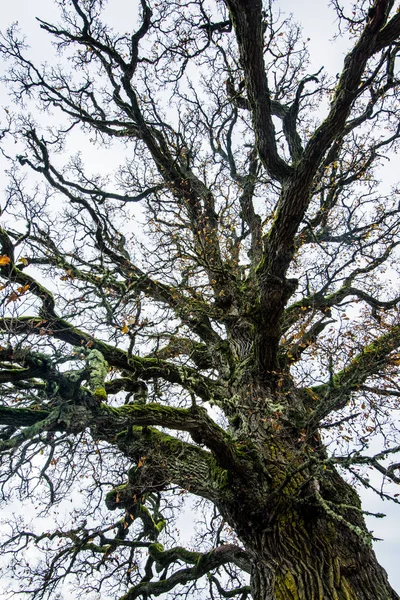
[246,507,399,600]
[240,474,399,600]
[222,382,399,600]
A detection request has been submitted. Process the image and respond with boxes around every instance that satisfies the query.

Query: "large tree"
[1,0,400,598]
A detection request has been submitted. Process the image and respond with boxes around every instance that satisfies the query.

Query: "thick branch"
[224,0,293,181]
[97,403,250,475]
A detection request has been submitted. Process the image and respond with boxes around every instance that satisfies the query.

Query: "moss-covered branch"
[0,346,85,400]
[0,316,226,403]
[308,323,400,424]
[0,404,50,428]
[0,406,56,451]
[148,542,250,573]
[97,403,250,475]
[94,421,236,503]
[120,543,250,600]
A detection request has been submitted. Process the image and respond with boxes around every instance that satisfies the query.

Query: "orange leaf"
[0,255,11,266]
[137,456,146,468]
[17,284,30,294]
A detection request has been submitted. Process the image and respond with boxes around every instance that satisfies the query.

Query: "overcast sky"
[0,0,399,595]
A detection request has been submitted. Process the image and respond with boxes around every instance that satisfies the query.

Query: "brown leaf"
[6,291,19,304]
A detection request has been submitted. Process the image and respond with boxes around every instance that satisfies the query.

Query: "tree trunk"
[221,382,400,600]
[246,504,399,600]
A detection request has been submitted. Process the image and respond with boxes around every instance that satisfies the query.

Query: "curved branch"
[98,403,249,475]
[120,543,250,600]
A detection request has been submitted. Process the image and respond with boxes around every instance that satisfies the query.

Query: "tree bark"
[218,383,400,600]
[246,500,399,600]
[239,469,399,600]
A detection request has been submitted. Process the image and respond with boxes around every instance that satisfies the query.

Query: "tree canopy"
[0,1,400,599]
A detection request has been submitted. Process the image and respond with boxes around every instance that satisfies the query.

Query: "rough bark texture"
[211,386,399,600]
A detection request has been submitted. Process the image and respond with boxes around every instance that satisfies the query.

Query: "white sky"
[0,0,399,595]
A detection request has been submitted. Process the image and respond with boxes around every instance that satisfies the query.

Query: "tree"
[0,0,400,597]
